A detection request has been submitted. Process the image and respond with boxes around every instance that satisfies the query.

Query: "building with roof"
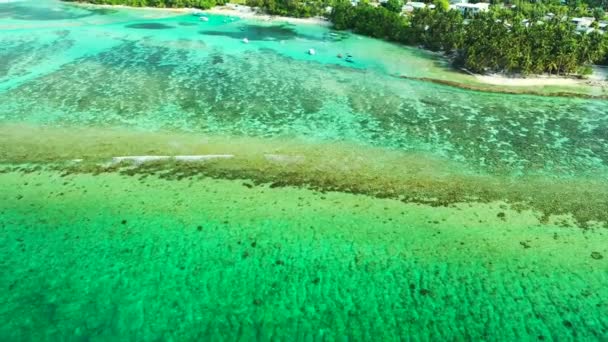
[452,2,490,15]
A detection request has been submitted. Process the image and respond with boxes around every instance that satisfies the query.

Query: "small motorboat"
[308,48,316,55]
[200,16,209,22]
[243,38,249,44]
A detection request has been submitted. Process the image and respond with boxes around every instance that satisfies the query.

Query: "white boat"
[243,38,249,44]
[200,16,209,22]
[308,48,316,55]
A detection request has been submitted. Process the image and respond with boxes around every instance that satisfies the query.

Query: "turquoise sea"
[1,0,607,340]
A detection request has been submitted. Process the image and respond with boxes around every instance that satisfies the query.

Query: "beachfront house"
[453,3,490,15]
[571,17,595,32]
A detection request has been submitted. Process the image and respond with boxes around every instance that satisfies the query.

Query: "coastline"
[474,71,607,88]
[62,1,607,96]
[475,74,584,87]
[467,64,608,89]
[66,2,192,13]
[401,76,608,99]
[67,1,330,26]
[4,3,608,340]
[203,4,331,27]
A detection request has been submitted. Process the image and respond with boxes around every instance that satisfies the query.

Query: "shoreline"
[63,1,606,95]
[66,2,193,13]
[472,70,607,88]
[400,76,608,99]
[203,4,331,27]
[67,1,330,26]
[475,74,584,87]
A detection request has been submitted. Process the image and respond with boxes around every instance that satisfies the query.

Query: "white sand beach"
[68,2,330,26]
[202,4,331,26]
[475,71,607,88]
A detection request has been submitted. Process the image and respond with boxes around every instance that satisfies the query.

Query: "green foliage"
[63,0,225,9]
[330,1,608,75]
[433,0,450,12]
[578,65,594,75]
[592,7,605,19]
[382,0,404,13]
[330,2,408,40]
[246,0,329,17]
[64,0,608,73]
[328,0,356,29]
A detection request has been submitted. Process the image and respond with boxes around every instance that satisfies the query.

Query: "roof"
[455,3,490,9]
[406,2,427,8]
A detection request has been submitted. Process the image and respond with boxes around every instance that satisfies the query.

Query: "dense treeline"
[65,0,608,73]
[329,0,608,74]
[245,0,608,73]
[245,0,329,17]
[64,0,227,10]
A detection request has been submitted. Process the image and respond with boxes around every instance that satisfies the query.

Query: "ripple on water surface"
[1,170,607,340]
[1,2,608,340]
[1,33,606,175]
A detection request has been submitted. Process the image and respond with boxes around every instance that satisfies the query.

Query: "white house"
[571,17,595,32]
[453,3,490,15]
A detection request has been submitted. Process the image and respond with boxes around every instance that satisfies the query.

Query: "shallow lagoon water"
[1,0,608,340]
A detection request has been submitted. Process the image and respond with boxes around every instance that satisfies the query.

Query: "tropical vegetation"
[329,0,608,74]
[64,0,608,74]
[64,0,227,10]
[245,0,329,17]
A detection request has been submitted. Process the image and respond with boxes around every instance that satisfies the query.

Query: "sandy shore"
[202,4,331,27]
[52,2,608,92]
[68,2,192,13]
[474,72,607,88]
[68,2,330,26]
[475,74,584,87]
[401,76,608,99]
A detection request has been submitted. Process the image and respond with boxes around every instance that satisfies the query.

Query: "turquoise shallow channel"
[1,0,608,340]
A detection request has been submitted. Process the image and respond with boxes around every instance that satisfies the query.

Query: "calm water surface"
[1,0,607,340]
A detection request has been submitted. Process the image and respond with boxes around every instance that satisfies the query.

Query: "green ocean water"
[1,0,608,340]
